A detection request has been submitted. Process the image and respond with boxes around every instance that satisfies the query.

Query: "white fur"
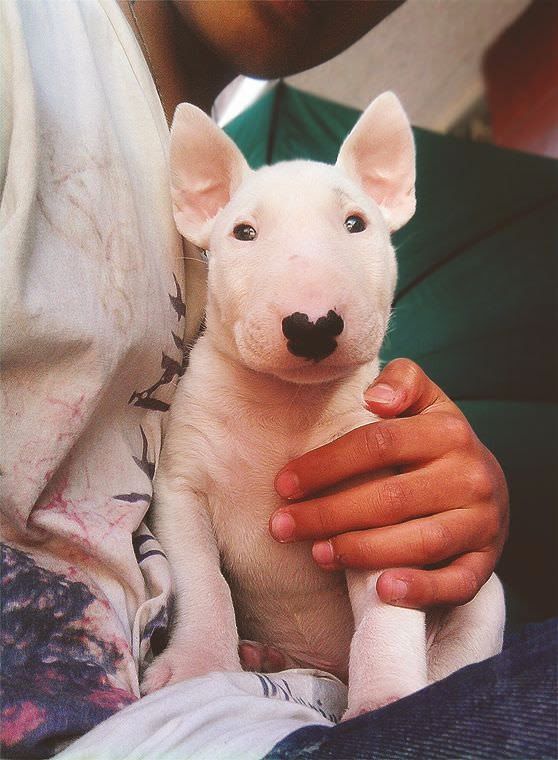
[142,93,505,717]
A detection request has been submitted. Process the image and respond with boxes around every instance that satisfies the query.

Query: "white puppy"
[143,93,505,718]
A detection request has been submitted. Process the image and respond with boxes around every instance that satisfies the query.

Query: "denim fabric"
[265,619,558,760]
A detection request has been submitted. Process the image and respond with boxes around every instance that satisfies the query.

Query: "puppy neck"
[196,334,379,424]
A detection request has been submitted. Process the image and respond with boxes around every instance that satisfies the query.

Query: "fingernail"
[364,383,396,405]
[312,540,334,565]
[383,578,408,602]
[275,470,302,499]
[270,511,296,541]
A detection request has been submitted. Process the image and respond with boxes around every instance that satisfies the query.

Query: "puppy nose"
[282,310,344,362]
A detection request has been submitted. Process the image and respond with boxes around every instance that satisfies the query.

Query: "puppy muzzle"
[282,310,344,362]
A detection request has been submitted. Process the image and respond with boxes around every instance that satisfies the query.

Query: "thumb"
[364,358,449,418]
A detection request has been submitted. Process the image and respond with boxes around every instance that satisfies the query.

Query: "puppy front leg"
[141,471,241,694]
[344,569,428,719]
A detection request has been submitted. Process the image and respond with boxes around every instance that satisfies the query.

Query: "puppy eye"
[344,215,366,233]
[233,224,257,241]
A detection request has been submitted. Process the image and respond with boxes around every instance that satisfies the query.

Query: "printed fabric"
[1,0,186,755]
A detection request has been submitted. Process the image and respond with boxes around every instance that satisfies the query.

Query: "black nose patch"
[282,310,344,362]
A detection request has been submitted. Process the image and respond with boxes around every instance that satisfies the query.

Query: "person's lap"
[2,534,555,758]
[53,668,344,760]
[265,618,558,760]
[48,618,557,760]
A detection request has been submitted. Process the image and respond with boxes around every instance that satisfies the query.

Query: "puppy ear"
[170,104,251,248]
[336,92,415,232]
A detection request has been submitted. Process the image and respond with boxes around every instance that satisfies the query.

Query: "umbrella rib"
[394,193,558,305]
[453,396,558,404]
[267,80,286,165]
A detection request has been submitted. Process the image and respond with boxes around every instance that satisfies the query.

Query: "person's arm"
[270,358,509,609]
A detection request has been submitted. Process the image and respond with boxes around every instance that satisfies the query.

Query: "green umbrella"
[225,83,558,626]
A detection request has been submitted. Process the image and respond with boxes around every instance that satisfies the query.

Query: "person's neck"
[119,0,234,122]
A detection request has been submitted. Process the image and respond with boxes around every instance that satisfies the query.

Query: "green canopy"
[225,83,558,625]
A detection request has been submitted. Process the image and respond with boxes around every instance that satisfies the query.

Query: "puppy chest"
[231,572,354,681]
[209,482,306,591]
[207,472,355,678]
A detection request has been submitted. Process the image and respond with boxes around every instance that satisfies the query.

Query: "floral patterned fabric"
[0,1,205,754]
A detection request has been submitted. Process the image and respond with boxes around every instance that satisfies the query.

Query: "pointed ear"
[336,92,415,232]
[170,104,251,248]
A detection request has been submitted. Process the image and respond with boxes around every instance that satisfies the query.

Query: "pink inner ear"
[169,103,251,245]
[336,92,416,231]
[360,170,394,208]
[356,126,414,207]
[174,176,232,224]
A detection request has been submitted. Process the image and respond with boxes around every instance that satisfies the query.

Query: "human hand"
[269,358,509,609]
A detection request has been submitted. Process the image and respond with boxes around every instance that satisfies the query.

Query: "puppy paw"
[140,651,213,695]
[141,655,175,695]
[238,640,288,673]
[342,694,401,721]
[141,645,243,695]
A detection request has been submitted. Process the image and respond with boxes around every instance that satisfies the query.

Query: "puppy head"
[170,93,415,385]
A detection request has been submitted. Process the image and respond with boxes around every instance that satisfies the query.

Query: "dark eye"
[233,224,257,241]
[345,215,366,233]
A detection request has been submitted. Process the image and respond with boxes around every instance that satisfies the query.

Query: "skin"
[271,359,509,609]
[119,0,402,119]
[174,0,403,80]
[120,0,509,614]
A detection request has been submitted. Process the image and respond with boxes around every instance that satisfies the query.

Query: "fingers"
[363,357,451,418]
[309,505,498,572]
[275,411,475,500]
[270,460,487,542]
[270,356,510,615]
[376,551,498,608]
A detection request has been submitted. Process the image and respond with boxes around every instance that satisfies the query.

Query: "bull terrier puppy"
[142,93,505,718]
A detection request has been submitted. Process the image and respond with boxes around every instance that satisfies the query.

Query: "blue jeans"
[265,619,557,759]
